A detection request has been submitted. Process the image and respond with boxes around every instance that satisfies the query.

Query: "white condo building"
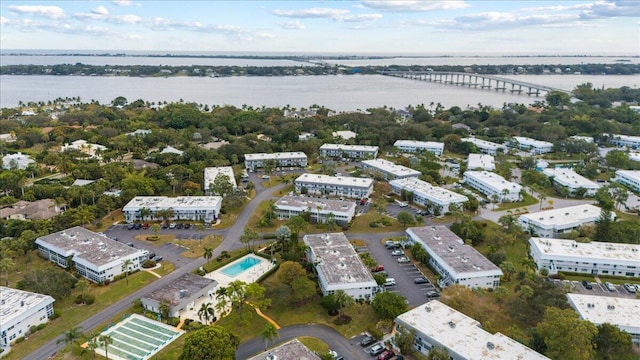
[203,166,237,194]
[629,153,640,163]
[304,233,378,300]
[612,170,640,192]
[244,152,308,172]
[61,140,108,158]
[461,137,506,155]
[406,226,503,289]
[518,204,613,238]
[567,294,640,344]
[395,300,550,360]
[466,154,495,171]
[542,168,600,196]
[511,136,554,154]
[35,227,148,283]
[319,144,379,159]
[528,237,640,277]
[0,287,55,348]
[462,171,523,202]
[607,133,640,149]
[569,135,594,143]
[389,178,468,214]
[274,195,356,225]
[2,152,35,170]
[295,173,373,199]
[361,159,421,180]
[123,196,222,223]
[394,140,444,156]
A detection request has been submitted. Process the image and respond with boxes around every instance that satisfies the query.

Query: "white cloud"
[272,7,350,19]
[339,13,383,22]
[111,0,132,6]
[278,20,305,30]
[8,5,65,19]
[107,14,143,24]
[92,6,109,16]
[360,0,469,12]
[0,16,10,25]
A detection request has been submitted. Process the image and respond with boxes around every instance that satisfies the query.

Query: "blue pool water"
[221,257,262,277]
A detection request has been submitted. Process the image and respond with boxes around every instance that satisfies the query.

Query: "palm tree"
[159,301,171,322]
[259,323,279,350]
[196,223,206,244]
[86,333,99,360]
[203,247,214,262]
[121,259,133,286]
[0,257,15,287]
[139,207,152,221]
[197,302,215,325]
[76,279,89,304]
[98,334,113,360]
[57,326,84,354]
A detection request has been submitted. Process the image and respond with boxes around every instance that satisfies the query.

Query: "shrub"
[30,325,37,334]
[262,233,277,240]
[369,221,379,228]
[75,295,83,304]
[367,326,384,340]
[50,310,60,320]
[36,323,47,331]
[341,225,349,231]
[220,208,227,214]
[15,337,25,344]
[104,279,111,286]
[381,218,392,226]
[84,294,96,305]
[167,317,180,326]
[143,260,157,268]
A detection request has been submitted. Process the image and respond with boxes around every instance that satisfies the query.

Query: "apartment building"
[542,167,600,196]
[612,170,640,192]
[567,294,640,344]
[511,136,554,154]
[393,140,445,156]
[462,171,523,202]
[304,233,378,300]
[244,152,308,172]
[295,173,374,199]
[461,137,506,155]
[518,204,613,238]
[360,159,421,180]
[203,166,237,194]
[466,154,495,171]
[123,196,223,223]
[0,287,55,348]
[274,195,356,225]
[607,133,640,149]
[389,178,468,214]
[406,226,503,289]
[319,144,379,159]
[528,237,640,277]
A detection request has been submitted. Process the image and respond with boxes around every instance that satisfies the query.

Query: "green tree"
[276,261,307,286]
[499,261,517,281]
[98,334,113,360]
[0,257,15,287]
[535,307,597,360]
[76,279,89,304]
[209,173,233,196]
[396,211,416,227]
[150,223,161,237]
[86,333,100,360]
[371,292,409,320]
[57,326,84,354]
[604,150,630,170]
[259,323,279,351]
[290,276,316,304]
[240,228,260,251]
[178,325,239,360]
[203,247,214,262]
[197,302,215,325]
[393,327,416,357]
[427,346,451,360]
[593,323,634,360]
[121,259,133,286]
[159,301,171,322]
[333,289,354,320]
[287,215,308,234]
[17,267,78,300]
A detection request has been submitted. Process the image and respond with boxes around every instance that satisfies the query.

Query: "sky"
[1,0,639,55]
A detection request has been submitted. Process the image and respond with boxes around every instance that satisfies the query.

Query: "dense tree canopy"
[178,325,239,360]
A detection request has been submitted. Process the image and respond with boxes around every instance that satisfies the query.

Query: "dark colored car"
[360,335,376,347]
[176,223,184,229]
[127,224,135,230]
[582,280,593,290]
[377,350,395,360]
[147,253,156,260]
[414,276,430,284]
[134,223,142,230]
[183,223,192,229]
[161,223,169,229]
[426,290,440,298]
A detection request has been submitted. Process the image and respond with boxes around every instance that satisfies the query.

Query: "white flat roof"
[0,286,54,327]
[332,130,357,139]
[303,233,375,286]
[123,196,222,210]
[247,339,320,360]
[615,170,640,181]
[519,204,605,228]
[244,152,308,161]
[608,133,640,143]
[542,168,599,189]
[569,135,594,143]
[396,300,549,360]
[529,237,640,263]
[467,154,495,170]
[394,140,444,149]
[275,195,356,214]
[389,178,468,205]
[406,226,502,277]
[361,159,421,177]
[461,137,506,150]
[295,173,374,188]
[203,167,236,188]
[464,171,523,192]
[319,144,379,152]
[629,153,640,162]
[512,136,553,148]
[567,294,640,334]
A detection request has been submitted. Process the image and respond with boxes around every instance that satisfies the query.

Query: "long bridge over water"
[379,70,569,96]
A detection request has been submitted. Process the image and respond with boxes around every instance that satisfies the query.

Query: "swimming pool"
[221,257,263,277]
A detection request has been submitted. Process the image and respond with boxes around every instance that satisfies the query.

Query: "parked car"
[605,282,616,291]
[426,290,440,298]
[147,253,156,260]
[126,242,134,247]
[261,175,270,180]
[169,223,176,229]
[141,223,149,230]
[152,256,163,262]
[377,350,395,360]
[384,278,396,286]
[371,265,385,273]
[161,223,168,229]
[360,335,376,347]
[623,283,636,293]
[134,223,142,230]
[384,241,400,249]
[183,223,192,229]
[176,223,184,229]
[414,276,430,284]
[582,280,593,290]
[397,256,410,263]
[390,249,404,256]
[369,344,385,356]
[127,224,135,230]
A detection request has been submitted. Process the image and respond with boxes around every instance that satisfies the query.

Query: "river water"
[1,54,638,111]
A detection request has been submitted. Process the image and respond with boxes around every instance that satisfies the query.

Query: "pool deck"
[180,254,275,323]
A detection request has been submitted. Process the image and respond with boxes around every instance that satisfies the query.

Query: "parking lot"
[557,280,639,299]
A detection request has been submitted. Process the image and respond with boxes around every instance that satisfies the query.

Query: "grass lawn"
[216,306,269,342]
[349,211,404,233]
[134,233,176,245]
[493,193,538,212]
[245,200,282,233]
[87,210,125,233]
[154,261,175,276]
[298,337,330,353]
[173,235,224,259]
[5,258,157,360]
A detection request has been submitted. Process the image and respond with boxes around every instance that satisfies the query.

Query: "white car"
[390,249,404,256]
[605,282,616,291]
[397,256,410,263]
[261,175,270,180]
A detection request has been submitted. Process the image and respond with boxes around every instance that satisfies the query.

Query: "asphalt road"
[25,182,287,360]
[236,324,371,360]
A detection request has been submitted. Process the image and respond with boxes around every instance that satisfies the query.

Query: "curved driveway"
[236,324,370,360]
[25,182,287,360]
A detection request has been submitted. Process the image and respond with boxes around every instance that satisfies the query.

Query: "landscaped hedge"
[201,248,251,273]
